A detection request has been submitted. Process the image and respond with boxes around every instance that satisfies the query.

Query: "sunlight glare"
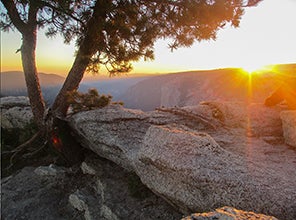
[242,64,274,75]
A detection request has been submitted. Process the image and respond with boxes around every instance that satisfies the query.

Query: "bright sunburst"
[242,64,275,75]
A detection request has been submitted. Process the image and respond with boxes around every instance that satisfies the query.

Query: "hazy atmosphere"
[1,0,296,76]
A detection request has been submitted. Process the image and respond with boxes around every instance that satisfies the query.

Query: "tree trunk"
[21,29,46,128]
[51,0,106,118]
[51,49,92,117]
[2,0,45,128]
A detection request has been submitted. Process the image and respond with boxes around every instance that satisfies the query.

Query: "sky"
[1,0,296,76]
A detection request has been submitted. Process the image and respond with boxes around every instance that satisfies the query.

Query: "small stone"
[34,164,66,176]
[69,191,88,212]
[100,205,120,220]
[69,191,93,220]
[81,162,97,175]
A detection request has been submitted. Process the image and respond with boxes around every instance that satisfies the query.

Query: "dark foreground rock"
[1,165,83,220]
[69,103,296,219]
[1,154,182,220]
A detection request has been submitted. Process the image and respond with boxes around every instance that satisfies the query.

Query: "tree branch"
[27,2,39,31]
[243,0,263,7]
[38,0,85,25]
[1,0,27,33]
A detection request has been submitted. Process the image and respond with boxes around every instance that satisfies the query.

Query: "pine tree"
[1,0,263,160]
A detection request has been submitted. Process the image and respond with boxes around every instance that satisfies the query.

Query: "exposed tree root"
[22,140,48,159]
[3,116,85,174]
[5,131,44,171]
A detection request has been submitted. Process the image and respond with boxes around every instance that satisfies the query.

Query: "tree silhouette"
[1,0,263,161]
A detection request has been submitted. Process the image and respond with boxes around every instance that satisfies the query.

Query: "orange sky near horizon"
[1,0,296,77]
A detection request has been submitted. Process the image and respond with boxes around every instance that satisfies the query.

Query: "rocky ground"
[1,153,183,220]
[1,96,295,219]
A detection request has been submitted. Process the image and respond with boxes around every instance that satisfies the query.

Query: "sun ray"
[242,64,275,75]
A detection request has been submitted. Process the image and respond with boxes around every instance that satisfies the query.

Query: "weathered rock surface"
[1,166,84,220]
[182,206,278,220]
[74,155,182,220]
[69,105,150,171]
[280,110,296,147]
[69,103,296,219]
[183,102,284,137]
[135,124,295,217]
[0,96,30,107]
[1,154,182,220]
[0,96,33,129]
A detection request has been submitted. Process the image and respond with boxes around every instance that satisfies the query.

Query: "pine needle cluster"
[66,88,121,113]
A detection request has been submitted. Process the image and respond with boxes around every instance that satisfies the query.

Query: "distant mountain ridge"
[0,71,65,103]
[2,64,295,109]
[0,71,152,104]
[1,71,65,91]
[120,63,296,111]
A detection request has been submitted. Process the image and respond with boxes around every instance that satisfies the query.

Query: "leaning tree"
[1,0,262,161]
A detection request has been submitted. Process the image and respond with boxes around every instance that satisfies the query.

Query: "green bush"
[66,88,123,113]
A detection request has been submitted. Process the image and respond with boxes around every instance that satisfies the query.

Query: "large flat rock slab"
[135,124,296,218]
[69,103,296,219]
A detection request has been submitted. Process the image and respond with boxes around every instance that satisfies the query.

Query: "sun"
[242,64,274,75]
[242,64,261,74]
